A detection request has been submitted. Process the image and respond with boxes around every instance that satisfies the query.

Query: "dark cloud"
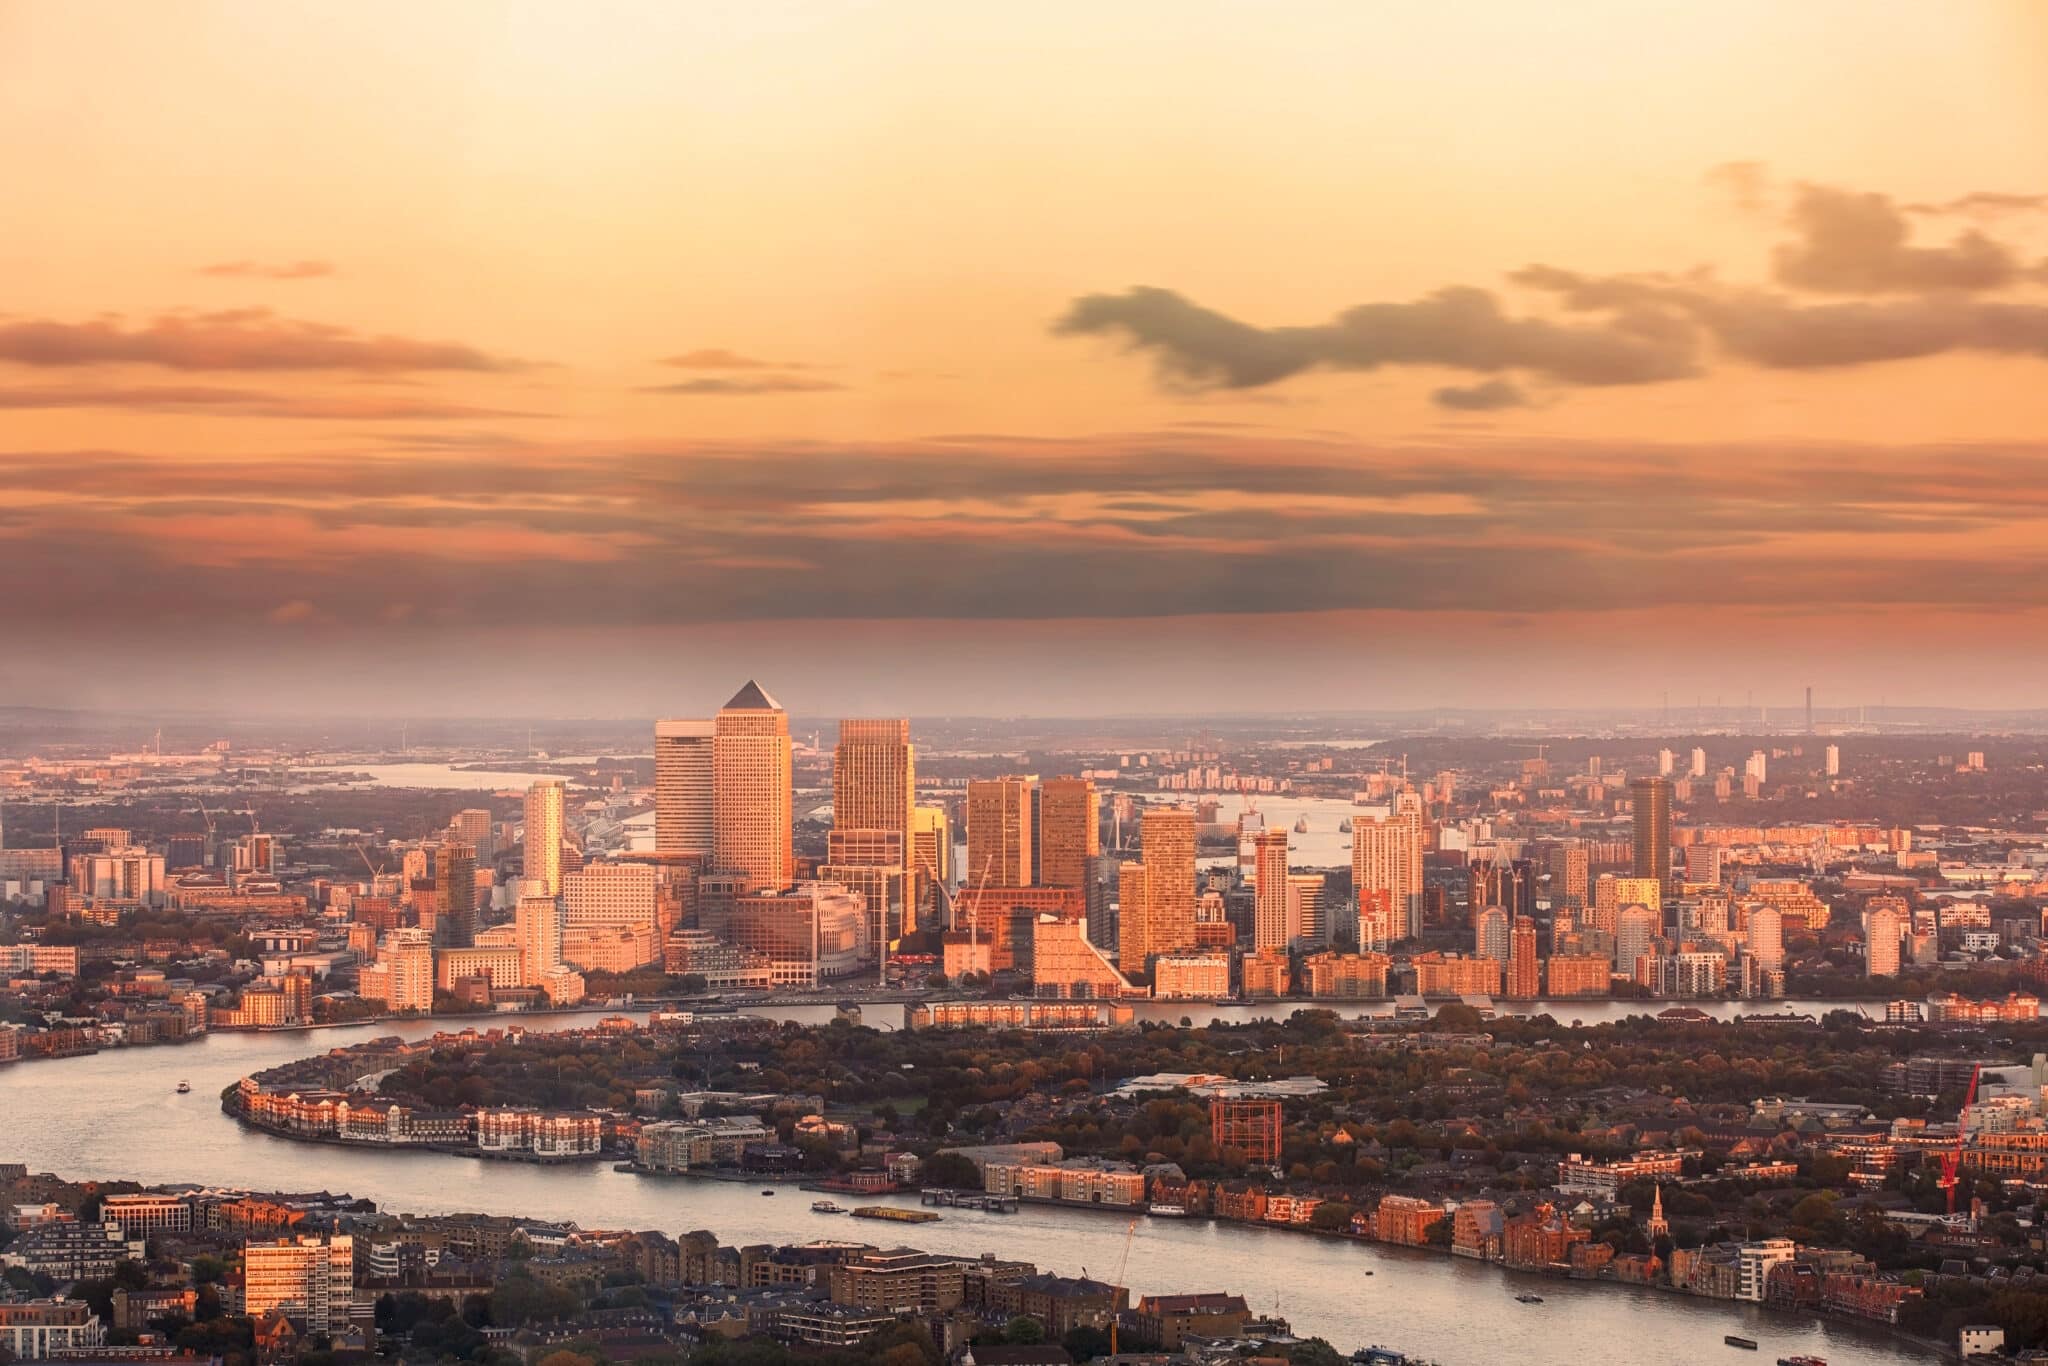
[1053,285,1699,391]
[0,383,542,420]
[1432,379,1528,411]
[1904,192,2048,217]
[197,260,336,279]
[6,432,2048,639]
[1773,184,2022,293]
[638,375,845,395]
[1513,266,2048,369]
[659,348,818,371]
[0,309,522,373]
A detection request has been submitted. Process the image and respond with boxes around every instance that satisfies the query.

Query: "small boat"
[760,1189,776,1196]
[1148,1204,1187,1218]
[1725,1337,1758,1351]
[811,1200,846,1214]
[176,1081,192,1094]
[1776,1357,1825,1366]
[1514,1294,1543,1304]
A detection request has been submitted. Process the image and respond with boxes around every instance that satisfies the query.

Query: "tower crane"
[1107,1215,1139,1354]
[1937,1063,1984,1216]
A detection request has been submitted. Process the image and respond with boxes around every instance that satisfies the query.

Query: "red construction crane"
[1936,1063,1984,1216]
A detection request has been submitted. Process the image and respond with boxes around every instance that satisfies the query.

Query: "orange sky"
[4,1,2048,715]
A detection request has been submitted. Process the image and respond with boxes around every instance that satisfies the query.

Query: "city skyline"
[4,1,2048,715]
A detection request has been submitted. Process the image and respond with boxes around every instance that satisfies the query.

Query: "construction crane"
[354,842,385,879]
[1937,1063,1984,1216]
[1108,1215,1139,1354]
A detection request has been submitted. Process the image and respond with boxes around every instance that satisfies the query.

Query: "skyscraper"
[1865,901,1904,977]
[1251,827,1290,953]
[1354,789,1425,940]
[833,719,915,845]
[966,777,1034,887]
[1117,805,1195,972]
[713,681,793,892]
[1825,744,1841,778]
[523,779,565,898]
[654,718,716,857]
[1036,777,1100,891]
[1506,915,1540,999]
[516,893,563,986]
[1630,775,1672,888]
[244,1234,355,1333]
[910,805,951,927]
[437,840,477,947]
[1474,905,1510,965]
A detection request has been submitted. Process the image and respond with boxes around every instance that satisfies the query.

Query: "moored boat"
[1725,1337,1758,1351]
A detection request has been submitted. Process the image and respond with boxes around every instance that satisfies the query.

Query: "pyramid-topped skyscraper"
[714,680,792,892]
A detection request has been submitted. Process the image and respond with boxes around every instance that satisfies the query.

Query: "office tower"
[561,861,658,929]
[1746,749,1768,784]
[1355,788,1425,940]
[244,1234,355,1333]
[966,777,1034,886]
[910,805,951,925]
[1825,744,1840,778]
[1630,775,1672,889]
[1746,904,1784,973]
[516,894,563,984]
[1864,901,1904,977]
[1657,748,1674,777]
[523,779,565,897]
[438,841,477,947]
[1615,903,1658,976]
[1474,905,1510,965]
[654,718,716,857]
[823,828,908,951]
[1252,828,1290,952]
[1116,861,1150,971]
[1689,747,1707,778]
[1506,915,1539,999]
[713,681,793,892]
[834,719,915,843]
[1287,873,1326,948]
[1037,777,1100,890]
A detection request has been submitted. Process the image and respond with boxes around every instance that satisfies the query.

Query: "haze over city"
[5,1,2048,715]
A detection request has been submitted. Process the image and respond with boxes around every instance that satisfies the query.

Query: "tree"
[923,1151,982,1190]
[1002,1316,1046,1345]
[1063,1326,1113,1362]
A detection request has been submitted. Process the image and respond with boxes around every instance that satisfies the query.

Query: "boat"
[811,1200,847,1214]
[1148,1204,1188,1218]
[850,1206,941,1223]
[1777,1357,1825,1366]
[175,1081,192,1094]
[760,1189,776,1196]
[1513,1294,1543,1304]
[1725,1337,1758,1351]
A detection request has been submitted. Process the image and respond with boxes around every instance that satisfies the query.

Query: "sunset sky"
[5,1,2048,717]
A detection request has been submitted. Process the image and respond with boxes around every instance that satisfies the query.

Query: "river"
[5,1011,1932,1366]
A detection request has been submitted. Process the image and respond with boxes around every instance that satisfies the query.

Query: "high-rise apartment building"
[654,718,716,857]
[1117,806,1196,972]
[244,1234,355,1333]
[966,777,1034,887]
[516,894,563,985]
[1251,828,1290,953]
[714,681,793,892]
[1689,747,1707,778]
[1036,777,1100,891]
[1474,905,1510,965]
[437,841,477,947]
[1865,901,1904,977]
[1354,789,1425,940]
[523,780,565,897]
[1825,744,1841,778]
[1505,916,1540,999]
[1551,841,1590,908]
[1630,775,1672,889]
[1746,904,1784,973]
[357,929,434,1013]
[1287,873,1326,949]
[910,805,951,927]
